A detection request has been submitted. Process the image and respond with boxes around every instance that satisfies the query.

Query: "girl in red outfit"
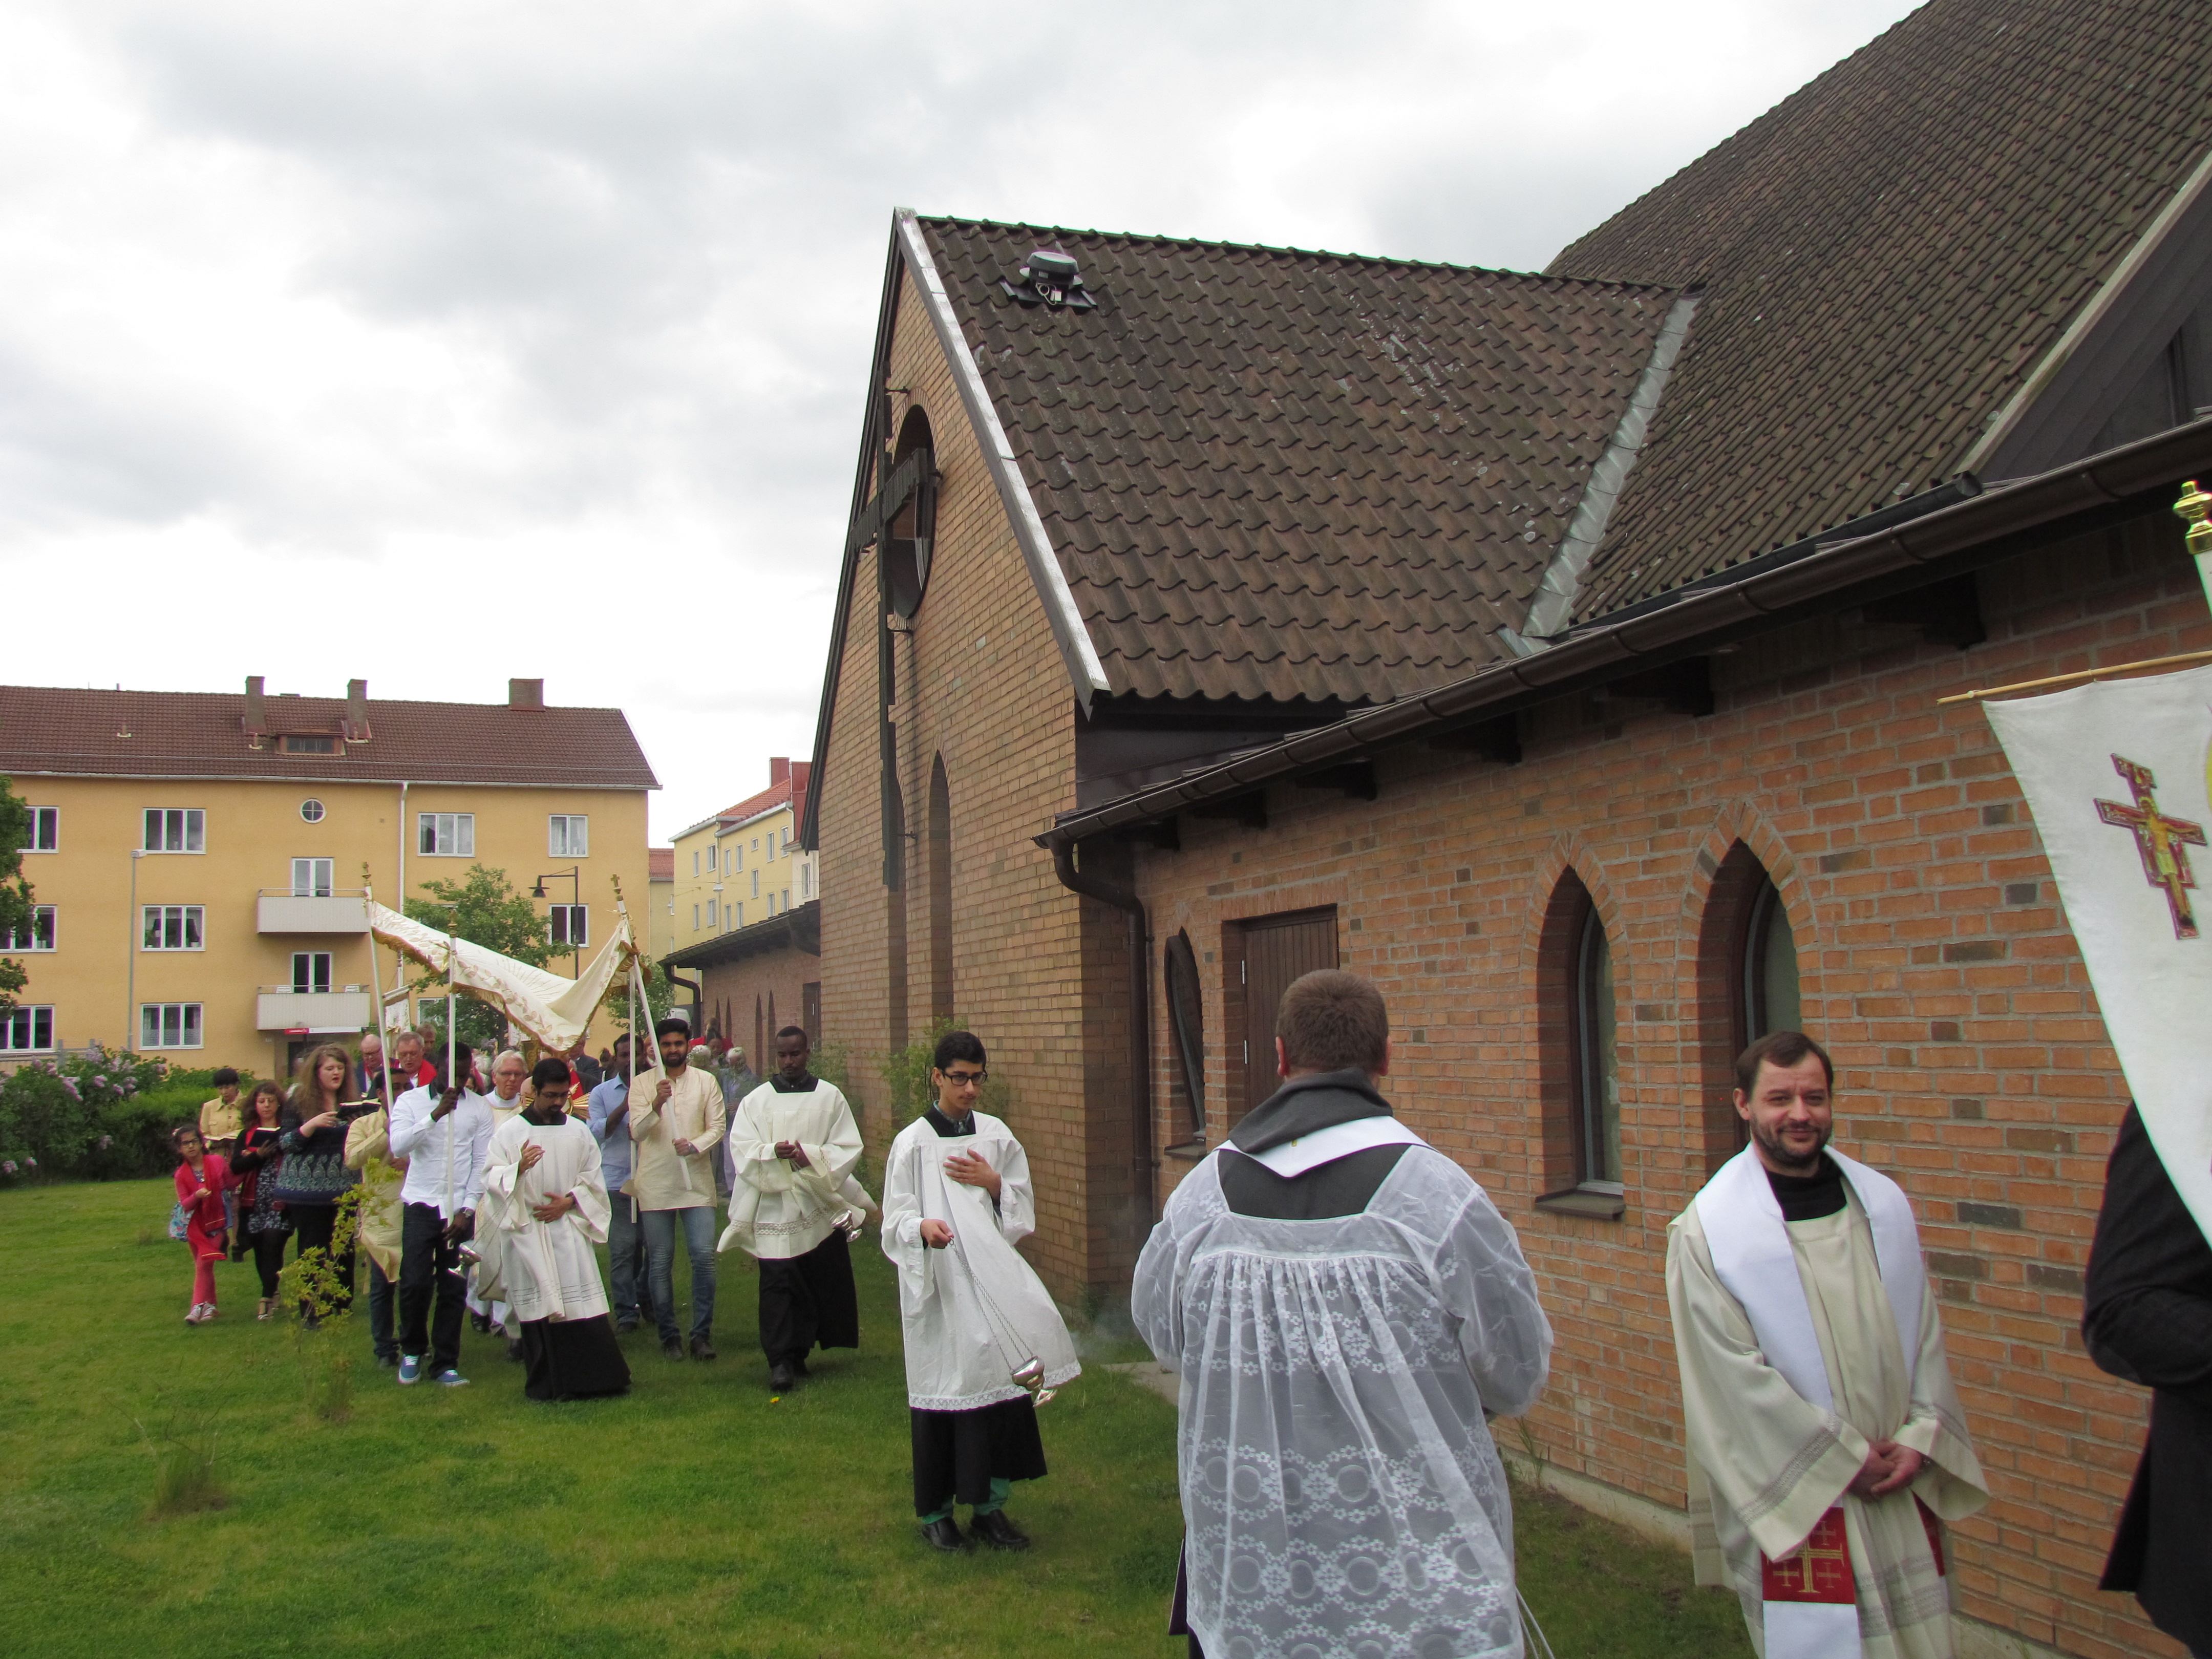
[171,1125,232,1325]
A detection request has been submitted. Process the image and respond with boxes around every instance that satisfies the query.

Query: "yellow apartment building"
[1,676,657,1079]
[668,758,816,955]
[648,846,676,964]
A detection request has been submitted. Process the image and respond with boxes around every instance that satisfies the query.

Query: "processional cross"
[2094,753,2207,940]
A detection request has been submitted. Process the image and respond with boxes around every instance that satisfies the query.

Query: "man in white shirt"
[389,1039,496,1388]
[628,1017,727,1362]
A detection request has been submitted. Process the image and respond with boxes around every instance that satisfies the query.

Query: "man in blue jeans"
[586,1033,651,1334]
[628,1017,726,1361]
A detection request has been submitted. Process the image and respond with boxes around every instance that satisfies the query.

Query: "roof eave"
[1041,415,2212,846]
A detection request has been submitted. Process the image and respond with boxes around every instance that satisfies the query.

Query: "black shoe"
[792,1357,811,1376]
[968,1509,1030,1551]
[690,1335,716,1361]
[615,1318,639,1335]
[470,1311,492,1334]
[920,1518,970,1552]
[768,1360,795,1391]
[376,1352,398,1369]
[662,1338,685,1361]
[506,1338,524,1364]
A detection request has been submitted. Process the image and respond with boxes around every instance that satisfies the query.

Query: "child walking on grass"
[172,1125,233,1326]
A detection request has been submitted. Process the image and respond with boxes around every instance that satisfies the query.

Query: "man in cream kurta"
[720,1025,867,1391]
[1668,1032,1987,1659]
[882,1029,1078,1553]
[627,1018,727,1361]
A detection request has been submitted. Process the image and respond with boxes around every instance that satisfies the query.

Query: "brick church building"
[801,4,2212,1653]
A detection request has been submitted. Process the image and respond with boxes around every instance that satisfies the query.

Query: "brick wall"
[1126,511,2202,1659]
[695,942,817,1077]
[815,272,1137,1295]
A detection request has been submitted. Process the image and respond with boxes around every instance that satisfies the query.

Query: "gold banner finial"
[2176,478,2212,557]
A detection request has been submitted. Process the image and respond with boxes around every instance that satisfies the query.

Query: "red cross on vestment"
[2094,754,2208,941]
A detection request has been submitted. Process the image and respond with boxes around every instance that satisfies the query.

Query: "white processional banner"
[1983,664,2212,1248]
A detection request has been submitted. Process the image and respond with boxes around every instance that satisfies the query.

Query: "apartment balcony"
[257,891,369,934]
[256,989,373,1033]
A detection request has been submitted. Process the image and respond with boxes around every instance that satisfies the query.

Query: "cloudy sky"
[0,0,1921,843]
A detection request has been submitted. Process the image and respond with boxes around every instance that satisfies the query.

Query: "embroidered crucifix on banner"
[2094,754,2206,940]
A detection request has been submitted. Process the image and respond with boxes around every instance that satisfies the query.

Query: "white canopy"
[366,900,639,1054]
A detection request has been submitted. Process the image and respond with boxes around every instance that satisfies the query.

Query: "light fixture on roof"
[1001,247,1095,311]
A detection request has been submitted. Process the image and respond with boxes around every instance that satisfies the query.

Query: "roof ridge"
[917,213,1681,295]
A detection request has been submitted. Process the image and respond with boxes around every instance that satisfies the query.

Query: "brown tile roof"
[0,684,658,789]
[648,848,675,881]
[713,760,809,832]
[1547,0,2212,620]
[920,218,1683,703]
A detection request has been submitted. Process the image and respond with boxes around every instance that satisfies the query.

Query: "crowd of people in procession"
[157,970,2209,1659]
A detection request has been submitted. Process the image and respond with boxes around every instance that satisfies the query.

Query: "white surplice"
[718,1076,866,1261]
[880,1112,1078,1411]
[467,1094,527,1309]
[1669,1152,1988,1659]
[480,1115,612,1324]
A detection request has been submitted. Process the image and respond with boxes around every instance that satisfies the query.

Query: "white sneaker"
[184,1304,203,1325]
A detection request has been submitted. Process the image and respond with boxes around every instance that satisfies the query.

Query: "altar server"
[720,1025,866,1391]
[1668,1031,1987,1658]
[882,1030,1077,1552]
[480,1058,631,1401]
[465,1049,530,1347]
[1134,969,1550,1659]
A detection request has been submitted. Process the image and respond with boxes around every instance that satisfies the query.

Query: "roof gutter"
[1043,413,2212,846]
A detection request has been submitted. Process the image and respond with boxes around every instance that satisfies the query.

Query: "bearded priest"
[719,1024,867,1392]
[1667,1031,1987,1659]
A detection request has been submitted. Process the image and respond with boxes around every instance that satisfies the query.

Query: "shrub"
[878,1017,1012,1123]
[0,1051,218,1182]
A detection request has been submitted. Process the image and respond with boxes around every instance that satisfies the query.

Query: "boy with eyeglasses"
[881,1029,1078,1552]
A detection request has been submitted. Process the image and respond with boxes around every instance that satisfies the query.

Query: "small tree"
[405,866,557,1050]
[0,777,39,1011]
[600,957,674,1033]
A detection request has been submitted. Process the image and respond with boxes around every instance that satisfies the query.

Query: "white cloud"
[0,0,1920,838]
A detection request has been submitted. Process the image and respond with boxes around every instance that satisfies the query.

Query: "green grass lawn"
[0,1179,1748,1658]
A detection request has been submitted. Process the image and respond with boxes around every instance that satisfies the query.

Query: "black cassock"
[2082,1105,2212,1656]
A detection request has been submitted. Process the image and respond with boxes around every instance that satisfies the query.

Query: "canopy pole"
[364,877,395,1105]
[1936,646,2212,705]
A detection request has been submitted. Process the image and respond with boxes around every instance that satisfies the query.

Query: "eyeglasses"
[942,1068,987,1087]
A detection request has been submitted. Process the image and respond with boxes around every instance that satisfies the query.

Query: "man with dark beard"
[1666,1031,1987,1658]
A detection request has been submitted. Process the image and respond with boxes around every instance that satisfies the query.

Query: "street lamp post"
[531,867,583,978]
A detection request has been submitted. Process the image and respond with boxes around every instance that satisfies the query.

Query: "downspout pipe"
[664,968,704,1032]
[1048,839,1157,1238]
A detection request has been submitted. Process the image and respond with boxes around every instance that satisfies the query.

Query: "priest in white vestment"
[1134,969,1552,1659]
[464,1050,530,1343]
[480,1058,631,1401]
[720,1024,868,1391]
[1668,1031,1987,1659]
[882,1029,1078,1552]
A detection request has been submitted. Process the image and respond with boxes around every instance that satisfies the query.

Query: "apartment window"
[291,858,335,897]
[2,1006,54,1052]
[692,850,700,876]
[4,906,56,952]
[417,812,474,856]
[142,905,205,951]
[782,828,792,854]
[752,837,760,855]
[292,952,333,993]
[691,904,700,930]
[801,862,812,900]
[782,887,792,912]
[549,814,589,858]
[735,903,745,928]
[707,899,718,927]
[734,842,743,873]
[300,798,326,823]
[140,1003,204,1049]
[548,905,588,947]
[751,871,760,899]
[21,806,58,852]
[279,735,338,755]
[143,809,205,853]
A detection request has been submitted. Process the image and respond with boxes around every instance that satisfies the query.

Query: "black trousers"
[758,1231,860,1365]
[248,1229,288,1299]
[398,1203,467,1373]
[368,1261,397,1361]
[910,1396,1046,1514]
[290,1205,355,1314]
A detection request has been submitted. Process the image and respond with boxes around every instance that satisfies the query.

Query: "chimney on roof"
[344,678,371,742]
[770,756,790,786]
[509,678,544,711]
[243,675,268,740]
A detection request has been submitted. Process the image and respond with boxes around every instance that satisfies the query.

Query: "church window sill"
[1533,1185,1627,1220]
